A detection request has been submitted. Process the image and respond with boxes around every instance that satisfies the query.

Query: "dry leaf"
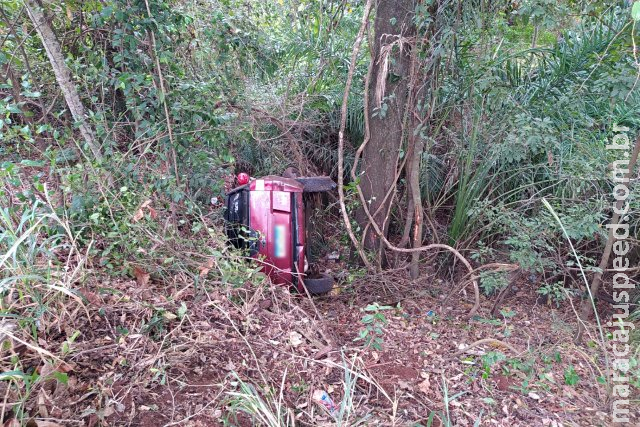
[398,380,410,390]
[80,290,101,305]
[133,266,150,287]
[133,200,154,222]
[132,208,144,222]
[39,363,55,378]
[289,331,303,347]
[313,345,332,360]
[418,376,431,395]
[163,312,177,321]
[58,362,74,373]
[199,258,215,278]
[37,389,48,418]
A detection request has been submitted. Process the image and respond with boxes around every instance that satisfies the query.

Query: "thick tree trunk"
[356,0,415,255]
[24,0,103,161]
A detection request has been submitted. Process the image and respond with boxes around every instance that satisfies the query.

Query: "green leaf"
[7,104,21,114]
[374,313,387,323]
[50,371,68,385]
[177,302,187,319]
[361,314,374,324]
[0,370,27,381]
[69,330,81,343]
[633,2,640,21]
[101,5,114,18]
[564,366,579,386]
[20,159,44,167]
[500,308,516,318]
[23,91,41,98]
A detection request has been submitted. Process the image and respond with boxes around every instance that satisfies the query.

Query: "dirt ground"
[1,261,634,427]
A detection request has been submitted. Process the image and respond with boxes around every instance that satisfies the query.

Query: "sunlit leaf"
[632,1,640,21]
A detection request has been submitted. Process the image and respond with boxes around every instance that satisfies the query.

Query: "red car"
[224,174,335,294]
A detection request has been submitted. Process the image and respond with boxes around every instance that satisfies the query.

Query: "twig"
[0,326,63,363]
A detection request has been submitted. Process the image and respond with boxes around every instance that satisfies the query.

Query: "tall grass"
[226,371,295,427]
[0,184,88,420]
[0,185,86,308]
[224,353,398,426]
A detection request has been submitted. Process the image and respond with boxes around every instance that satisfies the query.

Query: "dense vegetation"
[1,0,639,425]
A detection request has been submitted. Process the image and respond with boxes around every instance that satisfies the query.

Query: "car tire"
[303,273,334,294]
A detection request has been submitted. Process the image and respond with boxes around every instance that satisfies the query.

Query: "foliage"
[481,351,507,379]
[225,372,294,427]
[563,365,580,386]
[355,302,394,351]
[537,281,570,306]
[425,2,640,287]
[1,0,637,423]
[478,271,510,296]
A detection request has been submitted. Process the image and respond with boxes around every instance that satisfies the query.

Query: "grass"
[0,173,256,423]
[226,371,295,427]
[0,185,84,420]
[224,350,398,426]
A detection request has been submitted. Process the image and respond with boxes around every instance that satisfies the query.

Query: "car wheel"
[303,273,333,294]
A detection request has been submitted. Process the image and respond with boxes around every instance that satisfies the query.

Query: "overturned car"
[224,174,336,294]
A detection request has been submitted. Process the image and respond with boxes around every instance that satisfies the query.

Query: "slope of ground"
[1,265,629,426]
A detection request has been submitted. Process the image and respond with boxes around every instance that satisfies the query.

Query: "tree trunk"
[24,0,103,161]
[356,0,415,256]
[408,135,425,279]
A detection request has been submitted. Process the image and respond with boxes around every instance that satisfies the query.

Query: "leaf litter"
[0,267,633,426]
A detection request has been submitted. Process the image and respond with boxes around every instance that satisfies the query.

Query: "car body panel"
[227,176,305,290]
